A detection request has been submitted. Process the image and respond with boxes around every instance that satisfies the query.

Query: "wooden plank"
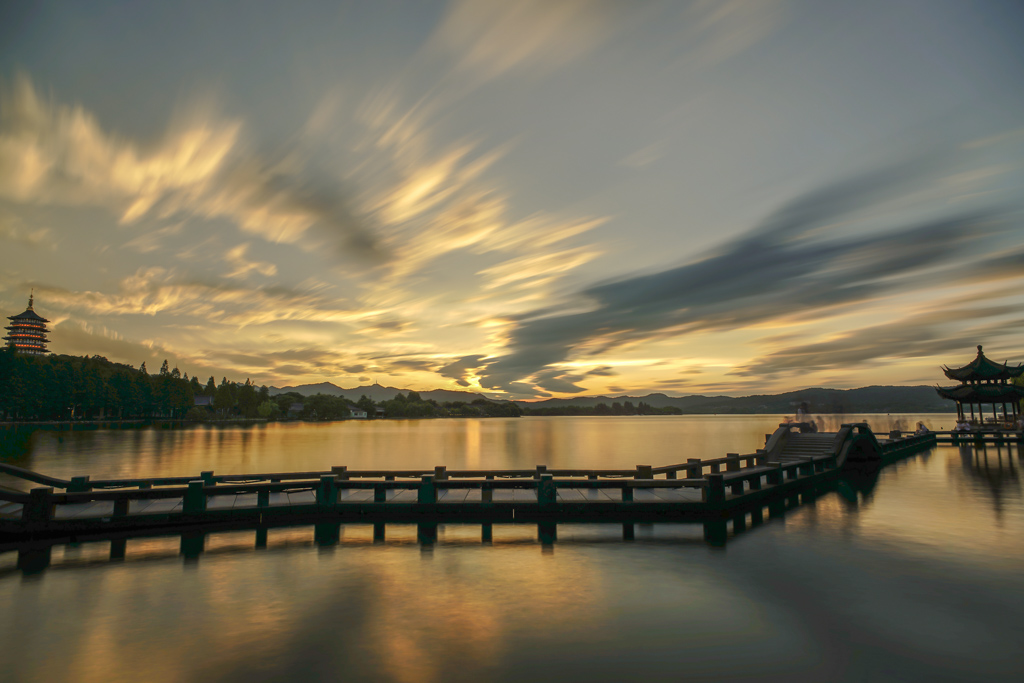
[267,492,290,507]
[598,488,622,502]
[632,489,661,503]
[340,490,374,503]
[233,493,258,509]
[463,489,483,503]
[492,489,516,502]
[0,503,23,518]
[136,498,182,515]
[130,499,158,514]
[513,489,537,503]
[388,489,419,503]
[77,501,115,519]
[54,502,99,519]
[556,488,587,503]
[439,489,470,504]
[206,494,237,511]
[287,491,316,506]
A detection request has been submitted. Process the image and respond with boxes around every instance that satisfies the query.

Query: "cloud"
[224,242,277,279]
[437,354,487,387]
[37,266,370,327]
[429,0,616,83]
[675,0,788,68]
[474,156,1021,392]
[0,73,386,262]
[0,209,51,248]
[733,306,1024,378]
[121,223,183,254]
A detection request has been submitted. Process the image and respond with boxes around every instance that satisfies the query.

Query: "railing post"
[889,430,901,440]
[201,471,215,486]
[184,480,206,515]
[418,475,436,504]
[374,484,387,503]
[483,475,493,504]
[434,466,448,481]
[726,454,740,471]
[113,497,130,517]
[257,489,270,507]
[622,484,633,502]
[24,487,54,523]
[767,462,782,485]
[748,473,762,491]
[68,476,91,492]
[755,449,767,466]
[538,473,555,507]
[317,475,337,507]
[666,470,677,480]
[730,477,744,496]
[686,458,702,479]
[535,465,547,479]
[332,466,348,479]
[635,465,653,480]
[705,474,726,505]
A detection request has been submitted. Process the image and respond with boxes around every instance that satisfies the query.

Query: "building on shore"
[936,345,1024,425]
[4,293,50,355]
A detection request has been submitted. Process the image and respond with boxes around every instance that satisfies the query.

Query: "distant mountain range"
[269,382,954,413]
[513,385,952,414]
[269,382,492,404]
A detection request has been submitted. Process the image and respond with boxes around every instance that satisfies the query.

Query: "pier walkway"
[1,422,936,545]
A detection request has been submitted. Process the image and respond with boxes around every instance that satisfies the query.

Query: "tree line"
[266,390,522,420]
[0,350,522,422]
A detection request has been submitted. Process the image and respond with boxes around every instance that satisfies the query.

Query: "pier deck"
[0,422,938,544]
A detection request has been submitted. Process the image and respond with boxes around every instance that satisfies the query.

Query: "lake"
[2,415,1023,682]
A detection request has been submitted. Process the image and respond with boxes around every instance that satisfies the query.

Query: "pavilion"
[4,293,50,355]
[936,345,1024,425]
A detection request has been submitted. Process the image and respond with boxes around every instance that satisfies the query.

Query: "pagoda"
[935,345,1024,425]
[4,293,50,355]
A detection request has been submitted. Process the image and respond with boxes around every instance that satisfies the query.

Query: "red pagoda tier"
[4,293,50,355]
[935,345,1024,424]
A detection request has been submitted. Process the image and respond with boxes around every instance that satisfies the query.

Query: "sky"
[1,0,1023,399]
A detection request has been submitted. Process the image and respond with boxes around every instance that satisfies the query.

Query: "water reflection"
[4,418,1024,682]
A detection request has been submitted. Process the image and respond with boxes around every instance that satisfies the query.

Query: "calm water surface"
[2,415,1023,682]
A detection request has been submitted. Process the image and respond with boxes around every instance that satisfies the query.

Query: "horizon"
[2,1,1023,400]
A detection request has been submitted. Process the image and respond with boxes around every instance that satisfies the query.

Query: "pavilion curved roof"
[7,307,48,323]
[935,383,1024,403]
[942,345,1024,382]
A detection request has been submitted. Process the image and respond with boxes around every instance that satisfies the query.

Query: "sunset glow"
[2,1,1023,398]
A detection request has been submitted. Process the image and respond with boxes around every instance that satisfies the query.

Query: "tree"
[257,400,279,419]
[237,379,259,418]
[160,359,170,376]
[213,378,236,415]
[205,376,216,397]
[356,394,376,416]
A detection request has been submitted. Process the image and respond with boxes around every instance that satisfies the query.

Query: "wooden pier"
[0,423,935,548]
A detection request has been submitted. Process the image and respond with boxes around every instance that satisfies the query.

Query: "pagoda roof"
[7,307,48,323]
[942,345,1024,382]
[935,383,1024,403]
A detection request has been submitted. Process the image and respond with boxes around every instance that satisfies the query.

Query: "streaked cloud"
[475,154,1024,393]
[224,243,277,279]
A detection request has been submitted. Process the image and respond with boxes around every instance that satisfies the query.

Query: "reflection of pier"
[1,423,934,573]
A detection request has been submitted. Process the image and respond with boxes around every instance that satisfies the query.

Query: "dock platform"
[1,422,937,546]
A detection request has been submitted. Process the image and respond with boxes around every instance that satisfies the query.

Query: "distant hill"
[268,383,954,413]
[269,382,494,404]
[516,386,952,414]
